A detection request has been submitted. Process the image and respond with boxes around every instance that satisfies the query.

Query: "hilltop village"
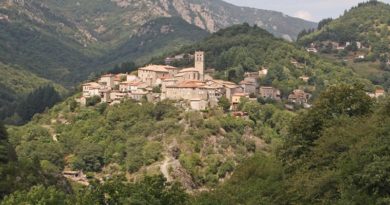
[80,51,385,111]
[80,51,314,111]
[306,40,390,65]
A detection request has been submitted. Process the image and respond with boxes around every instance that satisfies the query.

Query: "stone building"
[98,74,115,89]
[82,82,101,98]
[138,65,178,86]
[288,89,311,104]
[259,86,281,100]
[195,51,205,80]
[240,80,257,95]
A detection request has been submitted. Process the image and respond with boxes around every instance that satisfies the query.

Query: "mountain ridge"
[0,0,316,86]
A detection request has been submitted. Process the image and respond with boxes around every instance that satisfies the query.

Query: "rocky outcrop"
[107,0,316,40]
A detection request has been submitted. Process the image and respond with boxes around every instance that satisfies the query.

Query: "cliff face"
[32,0,316,43]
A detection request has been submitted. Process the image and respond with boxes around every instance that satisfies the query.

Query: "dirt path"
[160,156,172,182]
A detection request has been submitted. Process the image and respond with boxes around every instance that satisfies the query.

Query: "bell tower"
[195,51,204,80]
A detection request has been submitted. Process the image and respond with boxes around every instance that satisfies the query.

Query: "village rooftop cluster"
[80,51,384,111]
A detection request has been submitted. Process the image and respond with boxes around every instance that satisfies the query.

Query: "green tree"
[0,185,67,205]
[16,85,61,123]
[86,96,101,107]
[218,96,231,112]
[73,142,104,172]
[281,84,373,167]
[0,122,16,165]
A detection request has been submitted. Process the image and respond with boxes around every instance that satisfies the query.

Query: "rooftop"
[179,67,199,73]
[233,92,250,97]
[139,64,177,73]
[167,80,205,88]
[120,81,144,86]
[83,82,101,89]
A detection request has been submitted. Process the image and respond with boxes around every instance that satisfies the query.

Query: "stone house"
[114,74,126,86]
[164,80,208,101]
[98,74,115,89]
[129,91,148,101]
[119,81,144,93]
[288,89,311,104]
[240,80,257,95]
[126,74,139,82]
[259,68,268,78]
[259,86,281,100]
[82,82,101,98]
[110,91,127,102]
[174,68,201,82]
[206,80,241,101]
[138,65,179,86]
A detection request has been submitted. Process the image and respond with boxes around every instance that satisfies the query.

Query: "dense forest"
[0,63,66,124]
[1,84,389,204]
[193,84,390,204]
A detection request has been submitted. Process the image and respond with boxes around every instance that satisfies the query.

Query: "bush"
[143,141,162,165]
[86,96,101,107]
[218,161,235,178]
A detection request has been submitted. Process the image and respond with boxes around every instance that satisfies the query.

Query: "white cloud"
[293,10,314,21]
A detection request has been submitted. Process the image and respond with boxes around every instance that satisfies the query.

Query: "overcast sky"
[223,0,390,22]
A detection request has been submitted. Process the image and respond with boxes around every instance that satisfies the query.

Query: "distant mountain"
[0,0,315,86]
[38,0,316,41]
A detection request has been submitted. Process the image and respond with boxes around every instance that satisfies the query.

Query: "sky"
[223,0,390,22]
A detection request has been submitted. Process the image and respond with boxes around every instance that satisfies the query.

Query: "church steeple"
[195,51,204,80]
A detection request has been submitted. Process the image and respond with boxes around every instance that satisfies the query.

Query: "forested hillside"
[193,85,390,204]
[152,24,374,96]
[2,83,389,204]
[298,1,390,90]
[0,63,66,124]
